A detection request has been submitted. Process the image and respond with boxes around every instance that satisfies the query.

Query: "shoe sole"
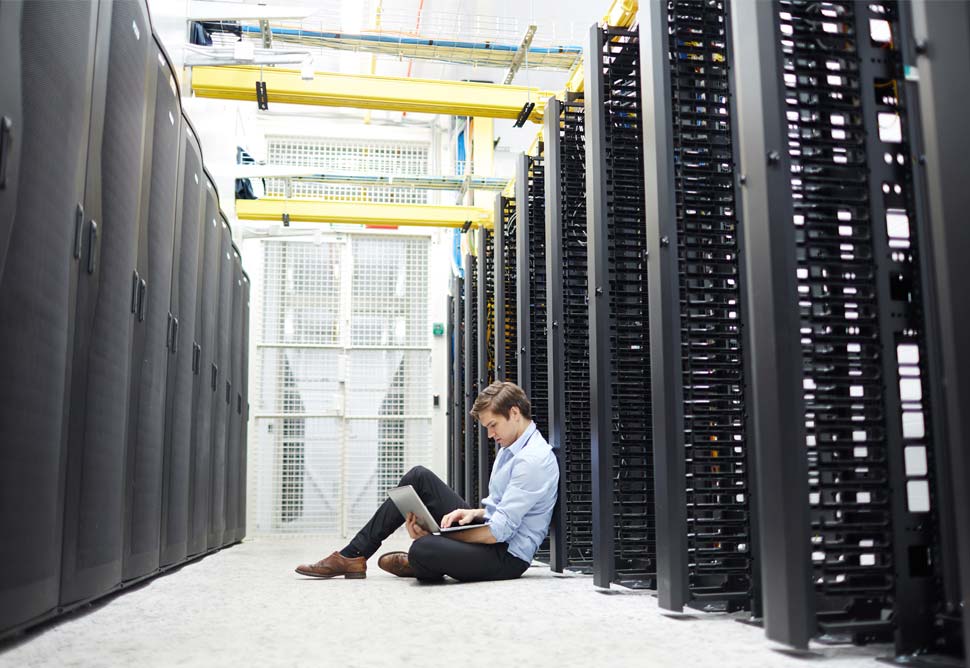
[295,569,366,579]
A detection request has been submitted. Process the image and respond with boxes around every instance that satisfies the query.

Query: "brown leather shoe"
[378,551,416,578]
[295,551,367,579]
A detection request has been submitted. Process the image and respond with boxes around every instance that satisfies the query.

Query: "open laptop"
[387,485,489,535]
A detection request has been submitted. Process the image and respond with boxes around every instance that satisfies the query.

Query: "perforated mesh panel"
[264,136,430,205]
[251,236,431,535]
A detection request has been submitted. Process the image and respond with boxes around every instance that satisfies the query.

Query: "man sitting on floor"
[295,381,559,582]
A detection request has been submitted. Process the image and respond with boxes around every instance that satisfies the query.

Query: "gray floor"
[0,536,891,668]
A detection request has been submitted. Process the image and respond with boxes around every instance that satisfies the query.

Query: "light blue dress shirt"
[481,421,559,563]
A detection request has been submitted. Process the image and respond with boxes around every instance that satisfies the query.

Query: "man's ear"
[508,406,520,421]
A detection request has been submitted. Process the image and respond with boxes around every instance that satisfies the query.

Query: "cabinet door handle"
[86,221,98,274]
[211,363,218,391]
[131,271,140,314]
[74,205,84,259]
[0,116,12,189]
[171,317,179,353]
[192,343,201,374]
[137,279,147,322]
[166,313,173,350]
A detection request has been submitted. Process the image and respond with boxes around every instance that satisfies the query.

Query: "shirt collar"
[506,421,537,456]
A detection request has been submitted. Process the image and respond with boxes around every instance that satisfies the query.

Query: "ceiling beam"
[235,198,493,229]
[191,65,554,123]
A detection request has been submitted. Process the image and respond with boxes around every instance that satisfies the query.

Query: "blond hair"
[471,381,532,420]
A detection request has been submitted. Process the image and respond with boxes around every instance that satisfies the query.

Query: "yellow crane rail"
[191,65,555,123]
[235,198,493,229]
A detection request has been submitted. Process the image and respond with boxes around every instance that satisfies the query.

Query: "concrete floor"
[0,535,892,668]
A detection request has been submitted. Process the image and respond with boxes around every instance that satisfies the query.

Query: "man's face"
[478,407,522,448]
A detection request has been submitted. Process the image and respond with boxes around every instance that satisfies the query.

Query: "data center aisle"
[0,535,887,668]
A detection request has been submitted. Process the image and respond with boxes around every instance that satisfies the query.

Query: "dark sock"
[340,545,363,559]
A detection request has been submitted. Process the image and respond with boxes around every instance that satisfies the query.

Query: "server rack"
[0,0,22,282]
[641,0,758,613]
[514,153,549,437]
[160,116,205,569]
[207,215,234,550]
[585,23,656,589]
[0,2,249,640]
[224,245,244,546]
[123,35,183,582]
[187,174,222,557]
[908,2,970,659]
[732,0,962,659]
[0,0,98,635]
[451,273,466,498]
[544,94,594,574]
[60,0,156,606]
[446,291,455,488]
[476,226,496,497]
[236,269,252,542]
[463,252,480,504]
[493,194,518,385]
[515,150,550,564]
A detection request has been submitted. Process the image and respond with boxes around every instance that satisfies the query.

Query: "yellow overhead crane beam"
[191,65,556,123]
[236,198,493,229]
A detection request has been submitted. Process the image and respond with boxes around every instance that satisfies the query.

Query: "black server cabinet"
[122,37,182,582]
[207,216,234,550]
[732,1,962,659]
[160,117,205,568]
[450,273,466,498]
[224,245,244,546]
[585,23,656,589]
[515,151,550,564]
[475,226,496,499]
[0,0,99,637]
[61,0,155,606]
[188,175,221,557]
[447,291,455,489]
[0,0,23,281]
[239,272,251,543]
[493,195,518,386]
[514,153,549,437]
[544,94,593,574]
[641,0,758,614]
[909,1,970,660]
[463,251,480,504]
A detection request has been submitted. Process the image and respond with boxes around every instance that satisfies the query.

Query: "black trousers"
[348,466,530,582]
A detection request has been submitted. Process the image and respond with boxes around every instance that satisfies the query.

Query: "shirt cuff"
[487,509,514,543]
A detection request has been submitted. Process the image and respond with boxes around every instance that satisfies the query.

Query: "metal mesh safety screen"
[264,136,430,204]
[251,235,431,536]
